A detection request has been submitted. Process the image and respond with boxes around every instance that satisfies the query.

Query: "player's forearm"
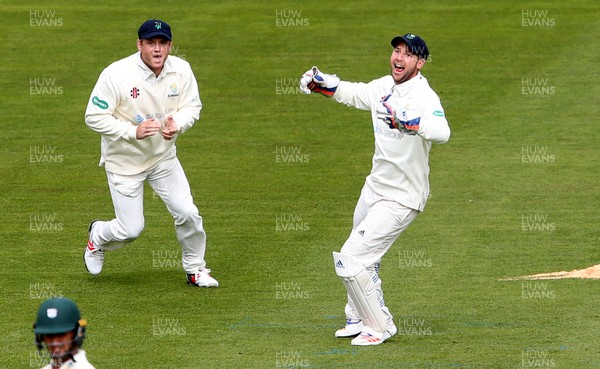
[417,114,450,143]
[171,100,201,133]
[333,81,373,111]
[85,114,137,141]
[171,73,202,133]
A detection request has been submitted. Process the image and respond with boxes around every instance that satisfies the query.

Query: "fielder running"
[84,19,218,287]
[300,33,450,345]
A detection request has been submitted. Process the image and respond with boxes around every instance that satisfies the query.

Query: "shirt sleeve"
[332,80,377,111]
[84,69,137,141]
[417,97,451,143]
[171,64,202,133]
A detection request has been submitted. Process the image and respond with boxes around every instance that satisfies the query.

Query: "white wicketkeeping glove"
[376,96,421,135]
[299,66,340,97]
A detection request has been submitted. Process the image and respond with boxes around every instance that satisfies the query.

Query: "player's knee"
[115,219,144,241]
[173,205,200,225]
[125,225,144,240]
[339,244,362,260]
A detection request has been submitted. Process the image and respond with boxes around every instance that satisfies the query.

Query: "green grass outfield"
[1,0,599,367]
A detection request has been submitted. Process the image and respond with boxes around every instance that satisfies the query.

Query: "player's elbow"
[425,118,451,144]
[420,125,450,144]
[436,127,451,144]
[84,113,111,132]
[84,113,98,129]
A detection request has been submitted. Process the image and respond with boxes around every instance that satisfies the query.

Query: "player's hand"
[299,68,315,94]
[299,66,340,96]
[376,96,420,135]
[162,115,179,140]
[136,119,161,139]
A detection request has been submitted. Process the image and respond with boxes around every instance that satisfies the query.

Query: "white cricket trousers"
[89,155,207,274]
[340,183,419,326]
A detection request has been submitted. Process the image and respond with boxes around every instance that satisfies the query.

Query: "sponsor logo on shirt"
[130,87,140,98]
[433,110,444,117]
[374,125,405,140]
[134,115,144,124]
[92,96,108,109]
[168,82,179,97]
[142,108,176,123]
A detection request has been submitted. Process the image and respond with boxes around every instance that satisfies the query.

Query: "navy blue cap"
[138,19,172,40]
[391,33,429,60]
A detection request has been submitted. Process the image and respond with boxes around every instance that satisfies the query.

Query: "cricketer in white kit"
[300,33,450,345]
[84,19,218,287]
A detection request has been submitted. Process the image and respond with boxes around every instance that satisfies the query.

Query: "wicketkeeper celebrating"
[300,33,450,345]
[84,19,218,287]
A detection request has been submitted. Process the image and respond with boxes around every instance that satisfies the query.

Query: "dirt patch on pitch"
[503,264,600,280]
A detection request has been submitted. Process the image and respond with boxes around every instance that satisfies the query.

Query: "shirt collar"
[391,72,423,96]
[136,52,174,81]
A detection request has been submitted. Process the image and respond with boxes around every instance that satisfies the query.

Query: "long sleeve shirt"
[333,73,450,211]
[85,52,201,175]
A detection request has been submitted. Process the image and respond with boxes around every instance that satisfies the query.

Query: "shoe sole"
[351,339,383,346]
[335,330,362,338]
[351,332,393,346]
[186,281,219,288]
[335,322,364,338]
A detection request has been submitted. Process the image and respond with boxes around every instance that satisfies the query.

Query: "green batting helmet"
[33,297,87,350]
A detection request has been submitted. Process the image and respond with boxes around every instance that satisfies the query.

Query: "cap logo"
[47,308,58,319]
[154,22,162,30]
[406,34,415,39]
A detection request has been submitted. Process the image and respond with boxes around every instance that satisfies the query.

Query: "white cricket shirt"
[85,52,201,175]
[333,73,450,211]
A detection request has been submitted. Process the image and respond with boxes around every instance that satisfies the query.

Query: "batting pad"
[333,252,387,333]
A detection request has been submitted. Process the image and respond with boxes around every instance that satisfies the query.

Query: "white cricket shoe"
[84,221,104,276]
[335,319,364,338]
[187,269,219,288]
[350,324,397,346]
